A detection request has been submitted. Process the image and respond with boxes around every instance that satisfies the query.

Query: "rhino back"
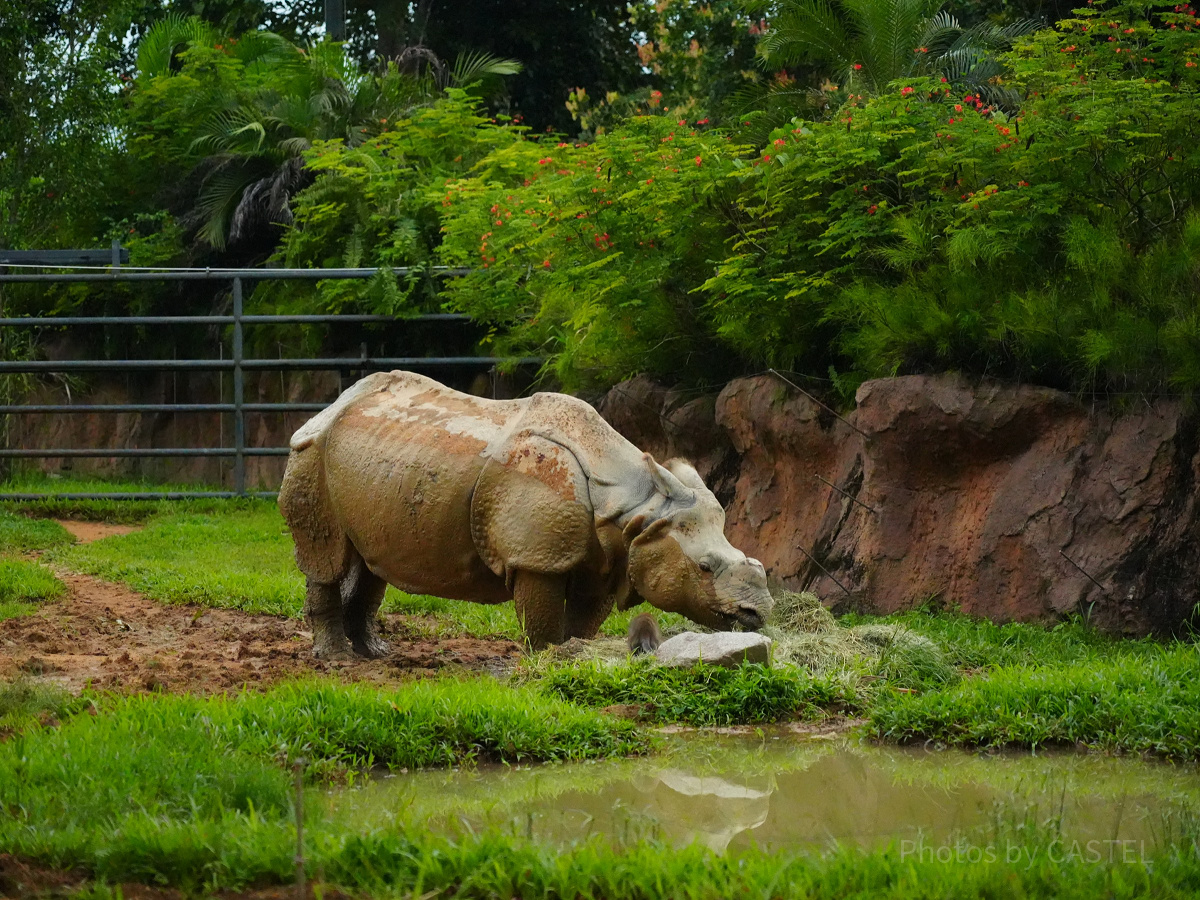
[320,374,517,601]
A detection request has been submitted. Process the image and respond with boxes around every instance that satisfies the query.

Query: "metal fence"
[0,266,535,501]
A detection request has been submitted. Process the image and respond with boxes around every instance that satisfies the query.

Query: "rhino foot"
[350,631,392,659]
[313,636,356,661]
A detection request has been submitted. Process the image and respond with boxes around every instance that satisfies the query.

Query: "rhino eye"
[698,559,713,573]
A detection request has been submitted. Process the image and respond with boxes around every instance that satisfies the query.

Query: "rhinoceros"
[278,370,773,657]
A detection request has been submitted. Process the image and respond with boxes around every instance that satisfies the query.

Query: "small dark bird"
[626,613,662,656]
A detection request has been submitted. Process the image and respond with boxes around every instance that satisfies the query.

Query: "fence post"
[232,277,245,496]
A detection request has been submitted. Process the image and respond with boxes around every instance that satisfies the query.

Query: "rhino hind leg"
[305,580,354,660]
[513,570,568,651]
[342,556,390,659]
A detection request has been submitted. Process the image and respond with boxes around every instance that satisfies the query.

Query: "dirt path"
[52,519,142,543]
[0,571,522,694]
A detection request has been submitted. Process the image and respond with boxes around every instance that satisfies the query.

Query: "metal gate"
[0,266,535,500]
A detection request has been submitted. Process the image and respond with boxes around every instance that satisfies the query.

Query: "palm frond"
[193,158,263,250]
[137,13,218,79]
[759,0,855,71]
[450,50,523,86]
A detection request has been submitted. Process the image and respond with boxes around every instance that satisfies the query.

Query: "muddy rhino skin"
[278,371,773,657]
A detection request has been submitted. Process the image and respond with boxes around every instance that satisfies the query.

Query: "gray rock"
[654,631,773,668]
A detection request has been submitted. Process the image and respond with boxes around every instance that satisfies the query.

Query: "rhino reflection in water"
[279,370,773,656]
[627,769,772,853]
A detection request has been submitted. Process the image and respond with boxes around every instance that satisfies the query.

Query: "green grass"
[0,509,73,554]
[49,504,305,615]
[0,678,647,884]
[843,608,1154,671]
[0,473,263,523]
[0,679,91,733]
[6,680,1200,896]
[869,644,1200,758]
[530,658,856,726]
[0,557,66,620]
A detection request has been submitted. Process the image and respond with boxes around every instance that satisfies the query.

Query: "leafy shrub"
[434,0,1200,394]
[438,114,746,388]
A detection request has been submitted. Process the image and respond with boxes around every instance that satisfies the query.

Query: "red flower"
[773,138,786,146]
[695,156,703,166]
[901,86,914,95]
[853,63,863,70]
[867,205,878,215]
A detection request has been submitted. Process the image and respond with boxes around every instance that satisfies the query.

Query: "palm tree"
[136,15,520,251]
[757,0,1041,100]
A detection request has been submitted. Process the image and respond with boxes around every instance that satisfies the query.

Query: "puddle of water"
[326,734,1200,856]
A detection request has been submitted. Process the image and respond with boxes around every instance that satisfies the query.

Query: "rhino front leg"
[513,571,567,651]
[564,587,613,641]
[305,579,354,660]
[343,560,390,659]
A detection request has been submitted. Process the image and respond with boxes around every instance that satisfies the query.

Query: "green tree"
[757,0,1039,98]
[0,0,140,250]
[130,16,518,253]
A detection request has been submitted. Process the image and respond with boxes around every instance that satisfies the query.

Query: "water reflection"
[326,735,1200,856]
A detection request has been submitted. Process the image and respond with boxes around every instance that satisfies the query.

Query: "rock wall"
[599,374,1200,635]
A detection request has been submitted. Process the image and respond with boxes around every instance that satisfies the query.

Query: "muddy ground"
[2,521,522,694]
[0,854,356,900]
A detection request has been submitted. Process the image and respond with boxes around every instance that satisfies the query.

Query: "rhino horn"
[643,453,696,504]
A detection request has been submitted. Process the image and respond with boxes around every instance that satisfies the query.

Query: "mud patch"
[0,573,522,695]
[53,519,141,544]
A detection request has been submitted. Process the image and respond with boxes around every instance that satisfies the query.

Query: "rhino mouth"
[726,605,766,631]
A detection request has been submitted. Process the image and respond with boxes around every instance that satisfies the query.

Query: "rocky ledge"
[599,373,1200,635]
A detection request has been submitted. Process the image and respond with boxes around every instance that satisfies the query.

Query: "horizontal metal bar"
[0,313,473,327]
[0,403,236,413]
[0,492,278,501]
[0,357,540,373]
[242,313,472,324]
[0,250,129,265]
[0,448,291,458]
[0,266,471,283]
[0,403,331,413]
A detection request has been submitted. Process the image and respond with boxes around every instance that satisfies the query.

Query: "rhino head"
[624,455,773,631]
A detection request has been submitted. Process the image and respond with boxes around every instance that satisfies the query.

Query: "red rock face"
[602,373,1200,635]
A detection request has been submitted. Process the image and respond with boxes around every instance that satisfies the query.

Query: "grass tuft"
[0,679,90,733]
[869,644,1200,758]
[0,557,67,620]
[0,510,73,554]
[531,658,855,725]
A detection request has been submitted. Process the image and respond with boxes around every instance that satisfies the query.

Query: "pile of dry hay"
[564,591,954,687]
[761,591,953,685]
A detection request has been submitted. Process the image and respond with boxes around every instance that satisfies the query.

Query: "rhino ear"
[622,513,671,545]
[643,452,695,504]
